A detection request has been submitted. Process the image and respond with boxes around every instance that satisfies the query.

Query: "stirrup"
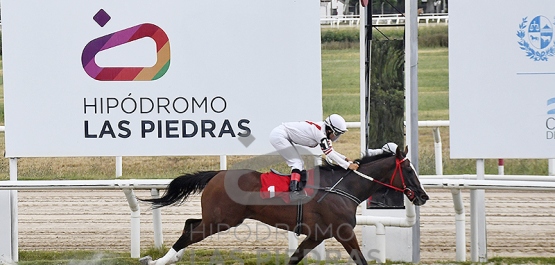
[289,190,308,201]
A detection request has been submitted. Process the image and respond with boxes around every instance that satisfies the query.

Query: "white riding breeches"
[269,125,304,170]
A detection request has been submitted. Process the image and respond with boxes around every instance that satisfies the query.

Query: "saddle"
[259,169,315,203]
[259,169,316,235]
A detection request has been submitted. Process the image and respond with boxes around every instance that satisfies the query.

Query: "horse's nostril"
[421,194,429,200]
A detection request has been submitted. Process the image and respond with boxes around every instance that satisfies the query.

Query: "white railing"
[320,15,361,27]
[0,179,169,191]
[419,175,555,262]
[2,173,555,263]
[321,13,449,27]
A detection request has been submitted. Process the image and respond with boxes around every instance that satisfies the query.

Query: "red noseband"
[370,157,412,198]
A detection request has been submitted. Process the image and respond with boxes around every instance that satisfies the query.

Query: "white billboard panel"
[450,0,555,158]
[2,0,322,157]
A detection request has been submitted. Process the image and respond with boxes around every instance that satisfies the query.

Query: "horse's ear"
[395,145,409,159]
[395,145,403,159]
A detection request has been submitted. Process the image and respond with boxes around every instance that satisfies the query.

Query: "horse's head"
[356,145,429,206]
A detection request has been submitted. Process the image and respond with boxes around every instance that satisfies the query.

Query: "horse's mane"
[319,152,394,171]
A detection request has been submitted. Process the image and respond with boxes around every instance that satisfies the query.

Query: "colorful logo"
[82,9,171,81]
[517,16,555,61]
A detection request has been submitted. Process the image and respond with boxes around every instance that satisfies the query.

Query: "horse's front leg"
[287,237,324,265]
[334,225,368,265]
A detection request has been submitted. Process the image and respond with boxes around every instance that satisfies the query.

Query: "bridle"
[352,156,416,201]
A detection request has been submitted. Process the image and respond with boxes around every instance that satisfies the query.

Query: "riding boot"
[289,169,302,192]
[290,169,304,201]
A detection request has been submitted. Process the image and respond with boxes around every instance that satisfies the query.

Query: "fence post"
[123,188,140,258]
[151,189,164,249]
[451,189,466,261]
[116,156,123,178]
[220,155,227,170]
[432,127,443,175]
[10,158,19,262]
[470,159,487,262]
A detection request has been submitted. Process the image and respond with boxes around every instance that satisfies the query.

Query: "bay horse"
[139,146,428,265]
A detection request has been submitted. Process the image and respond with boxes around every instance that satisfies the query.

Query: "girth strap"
[295,199,303,236]
[323,187,362,205]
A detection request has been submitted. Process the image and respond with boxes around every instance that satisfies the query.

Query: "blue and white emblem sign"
[517,16,555,61]
[450,0,555,159]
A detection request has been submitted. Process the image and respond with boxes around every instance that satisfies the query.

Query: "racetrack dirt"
[16,189,555,263]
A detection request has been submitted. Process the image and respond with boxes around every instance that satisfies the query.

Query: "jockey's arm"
[320,138,354,170]
[366,148,384,156]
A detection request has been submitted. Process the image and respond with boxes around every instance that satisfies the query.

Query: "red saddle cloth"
[260,169,315,203]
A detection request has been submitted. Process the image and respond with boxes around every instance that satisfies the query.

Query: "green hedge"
[321,25,448,49]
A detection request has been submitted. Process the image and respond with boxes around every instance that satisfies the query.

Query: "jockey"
[366,142,398,156]
[326,142,399,167]
[269,114,359,195]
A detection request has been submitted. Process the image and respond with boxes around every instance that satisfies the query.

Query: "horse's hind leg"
[173,218,202,261]
[181,218,202,240]
[141,218,202,265]
[145,218,234,265]
[287,237,324,265]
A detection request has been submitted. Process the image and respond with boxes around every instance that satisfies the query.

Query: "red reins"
[369,157,407,193]
[354,157,416,200]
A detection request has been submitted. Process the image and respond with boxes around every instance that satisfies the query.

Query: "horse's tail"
[140,171,220,208]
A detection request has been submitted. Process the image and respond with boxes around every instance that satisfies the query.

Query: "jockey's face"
[327,130,342,142]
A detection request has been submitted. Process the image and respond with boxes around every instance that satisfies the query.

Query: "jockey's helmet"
[382,142,398,153]
[324,114,348,136]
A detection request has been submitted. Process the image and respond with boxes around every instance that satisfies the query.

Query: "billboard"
[2,0,322,157]
[450,0,555,158]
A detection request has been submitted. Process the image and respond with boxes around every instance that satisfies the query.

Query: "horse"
[139,145,429,265]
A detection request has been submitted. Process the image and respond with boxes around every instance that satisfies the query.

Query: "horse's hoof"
[139,256,153,265]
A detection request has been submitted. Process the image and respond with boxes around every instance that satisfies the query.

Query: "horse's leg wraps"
[154,248,177,265]
[295,200,303,235]
[175,249,185,262]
